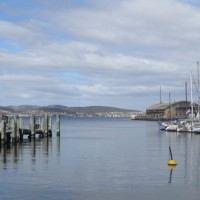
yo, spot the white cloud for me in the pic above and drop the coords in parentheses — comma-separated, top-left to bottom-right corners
(55, 0, 200, 47)
(0, 0, 200, 110)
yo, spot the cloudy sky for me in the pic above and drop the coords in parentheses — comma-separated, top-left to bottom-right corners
(0, 0, 200, 111)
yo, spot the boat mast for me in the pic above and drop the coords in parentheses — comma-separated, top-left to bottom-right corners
(197, 61, 200, 118)
(160, 86, 162, 104)
(169, 92, 172, 120)
(185, 81, 188, 117)
(190, 72, 194, 119)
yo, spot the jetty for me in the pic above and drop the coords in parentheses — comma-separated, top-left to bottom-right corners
(0, 114, 60, 145)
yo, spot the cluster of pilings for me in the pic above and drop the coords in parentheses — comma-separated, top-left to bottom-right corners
(0, 114, 60, 144)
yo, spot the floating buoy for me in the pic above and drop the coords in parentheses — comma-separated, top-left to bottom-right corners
(168, 146, 177, 166)
(168, 160, 177, 166)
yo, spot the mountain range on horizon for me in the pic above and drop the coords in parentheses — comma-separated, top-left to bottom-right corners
(0, 105, 141, 114)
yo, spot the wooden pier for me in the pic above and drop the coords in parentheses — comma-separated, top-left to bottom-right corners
(0, 114, 60, 145)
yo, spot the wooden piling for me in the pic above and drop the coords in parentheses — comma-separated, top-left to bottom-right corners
(2, 120, 7, 144)
(19, 117, 23, 141)
(16, 116, 20, 139)
(56, 115, 60, 136)
(19, 117, 23, 132)
(0, 114, 58, 145)
(13, 116, 18, 142)
(7, 132, 11, 144)
(19, 128, 23, 142)
(44, 114, 49, 136)
(49, 117, 52, 137)
(30, 115, 36, 139)
(13, 119, 17, 142)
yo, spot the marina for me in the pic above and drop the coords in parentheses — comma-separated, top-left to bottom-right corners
(159, 119, 200, 133)
(144, 63, 200, 134)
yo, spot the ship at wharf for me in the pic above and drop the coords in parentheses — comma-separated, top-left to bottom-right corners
(0, 114, 61, 145)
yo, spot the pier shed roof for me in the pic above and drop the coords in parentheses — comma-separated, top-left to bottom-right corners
(146, 103, 169, 111)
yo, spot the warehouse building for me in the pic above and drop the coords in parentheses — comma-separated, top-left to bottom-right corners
(146, 101, 193, 120)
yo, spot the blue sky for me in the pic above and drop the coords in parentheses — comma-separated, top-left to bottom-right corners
(0, 0, 200, 111)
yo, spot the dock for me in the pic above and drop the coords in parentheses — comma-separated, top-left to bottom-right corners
(0, 114, 60, 145)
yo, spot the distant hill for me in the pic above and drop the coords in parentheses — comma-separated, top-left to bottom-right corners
(0, 105, 140, 114)
(67, 106, 138, 113)
(5, 105, 39, 112)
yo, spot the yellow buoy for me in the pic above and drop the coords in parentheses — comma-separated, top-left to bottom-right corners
(168, 160, 177, 166)
(168, 146, 177, 166)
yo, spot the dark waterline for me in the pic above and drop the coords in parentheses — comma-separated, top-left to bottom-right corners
(0, 117, 200, 200)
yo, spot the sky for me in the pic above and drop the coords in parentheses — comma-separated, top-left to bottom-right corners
(0, 0, 200, 111)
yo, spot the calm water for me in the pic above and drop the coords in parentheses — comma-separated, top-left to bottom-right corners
(1, 117, 200, 199)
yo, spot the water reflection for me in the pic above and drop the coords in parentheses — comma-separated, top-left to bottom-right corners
(57, 136, 60, 157)
(168, 169, 173, 183)
(2, 119, 200, 200)
(0, 136, 59, 169)
(164, 131, 200, 185)
(168, 165, 177, 183)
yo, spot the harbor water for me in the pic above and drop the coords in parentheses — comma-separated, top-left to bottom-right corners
(1, 117, 200, 200)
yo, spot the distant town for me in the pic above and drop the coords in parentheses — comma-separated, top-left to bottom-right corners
(0, 105, 142, 118)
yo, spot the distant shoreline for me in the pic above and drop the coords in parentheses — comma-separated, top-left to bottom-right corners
(0, 105, 141, 117)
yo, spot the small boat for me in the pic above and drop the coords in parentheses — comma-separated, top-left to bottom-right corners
(159, 122, 169, 130)
(166, 124, 178, 131)
(177, 123, 192, 132)
(192, 124, 200, 133)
